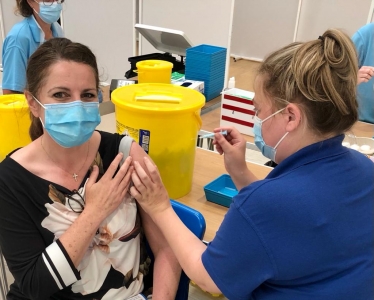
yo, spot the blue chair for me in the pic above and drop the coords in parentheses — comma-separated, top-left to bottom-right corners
(144, 200, 206, 300)
(171, 200, 206, 300)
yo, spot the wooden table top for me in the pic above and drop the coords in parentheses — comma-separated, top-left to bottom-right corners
(177, 148, 272, 241)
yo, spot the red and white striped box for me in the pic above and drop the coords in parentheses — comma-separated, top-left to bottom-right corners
(220, 88, 255, 136)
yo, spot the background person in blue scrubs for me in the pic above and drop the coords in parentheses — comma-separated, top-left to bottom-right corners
(130, 28, 374, 300)
(2, 0, 64, 94)
(352, 22, 374, 124)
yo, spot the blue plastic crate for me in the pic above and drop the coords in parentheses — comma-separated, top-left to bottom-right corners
(185, 59, 226, 73)
(204, 174, 238, 207)
(185, 73, 225, 87)
(185, 66, 226, 79)
(186, 44, 227, 57)
(185, 44, 226, 84)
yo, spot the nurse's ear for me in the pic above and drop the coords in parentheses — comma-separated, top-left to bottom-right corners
(25, 91, 41, 118)
(283, 103, 302, 132)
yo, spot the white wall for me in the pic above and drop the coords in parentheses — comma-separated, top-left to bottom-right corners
(231, 0, 374, 61)
(296, 0, 372, 41)
(1, 1, 373, 74)
(139, 0, 234, 55)
(231, 0, 300, 61)
(62, 0, 134, 83)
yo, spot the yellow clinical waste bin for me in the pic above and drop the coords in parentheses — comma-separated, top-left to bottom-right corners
(0, 94, 32, 161)
(111, 83, 205, 199)
(136, 60, 173, 84)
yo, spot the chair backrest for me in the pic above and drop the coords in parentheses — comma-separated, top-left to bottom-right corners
(170, 200, 206, 300)
(171, 200, 206, 239)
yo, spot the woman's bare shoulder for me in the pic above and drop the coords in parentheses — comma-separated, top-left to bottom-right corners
(129, 141, 148, 164)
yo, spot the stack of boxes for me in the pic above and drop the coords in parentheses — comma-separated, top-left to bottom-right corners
(220, 88, 256, 136)
(185, 44, 226, 101)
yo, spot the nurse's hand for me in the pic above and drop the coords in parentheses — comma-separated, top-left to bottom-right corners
(213, 127, 247, 176)
(130, 157, 171, 216)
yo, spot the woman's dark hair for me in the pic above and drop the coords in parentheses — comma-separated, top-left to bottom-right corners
(16, 0, 65, 17)
(27, 37, 99, 140)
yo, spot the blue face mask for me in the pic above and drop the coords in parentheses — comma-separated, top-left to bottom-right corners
(33, 97, 101, 148)
(33, 1, 62, 24)
(253, 108, 289, 162)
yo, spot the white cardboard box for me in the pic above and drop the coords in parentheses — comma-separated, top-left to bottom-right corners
(220, 88, 255, 136)
(172, 78, 205, 94)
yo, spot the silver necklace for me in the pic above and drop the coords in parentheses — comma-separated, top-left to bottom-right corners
(41, 136, 90, 181)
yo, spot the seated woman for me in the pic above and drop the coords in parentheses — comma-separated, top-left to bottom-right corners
(0, 37, 180, 300)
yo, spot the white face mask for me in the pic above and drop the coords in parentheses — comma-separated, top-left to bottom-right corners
(253, 108, 289, 162)
(33, 0, 62, 24)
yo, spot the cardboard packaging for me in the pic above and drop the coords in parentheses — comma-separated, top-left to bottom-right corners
(220, 88, 255, 136)
(172, 78, 205, 94)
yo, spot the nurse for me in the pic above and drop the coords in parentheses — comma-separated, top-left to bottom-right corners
(2, 0, 64, 94)
(352, 22, 374, 124)
(130, 28, 374, 300)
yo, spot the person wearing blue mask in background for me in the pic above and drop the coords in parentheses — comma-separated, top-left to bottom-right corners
(2, 0, 64, 94)
(352, 22, 374, 124)
(130, 29, 373, 300)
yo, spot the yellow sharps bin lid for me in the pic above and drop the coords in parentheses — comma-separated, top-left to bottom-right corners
(111, 83, 205, 114)
(0, 94, 29, 109)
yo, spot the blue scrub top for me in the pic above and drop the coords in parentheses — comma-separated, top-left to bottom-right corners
(202, 135, 374, 300)
(352, 23, 374, 124)
(2, 16, 64, 93)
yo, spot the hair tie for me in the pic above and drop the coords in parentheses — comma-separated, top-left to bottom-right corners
(318, 35, 325, 42)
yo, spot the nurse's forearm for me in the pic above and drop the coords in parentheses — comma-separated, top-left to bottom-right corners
(230, 166, 258, 191)
(152, 207, 221, 294)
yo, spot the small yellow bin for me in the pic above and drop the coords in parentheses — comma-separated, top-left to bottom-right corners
(136, 60, 173, 84)
(111, 83, 205, 199)
(0, 94, 32, 161)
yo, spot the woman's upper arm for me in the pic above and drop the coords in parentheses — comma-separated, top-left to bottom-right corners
(129, 142, 168, 252)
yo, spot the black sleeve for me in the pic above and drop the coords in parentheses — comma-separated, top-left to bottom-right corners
(97, 130, 125, 170)
(0, 177, 80, 300)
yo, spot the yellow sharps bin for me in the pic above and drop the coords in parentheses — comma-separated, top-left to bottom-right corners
(111, 83, 205, 199)
(0, 94, 31, 161)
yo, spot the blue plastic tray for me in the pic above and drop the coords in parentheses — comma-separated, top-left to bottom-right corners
(204, 174, 238, 207)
